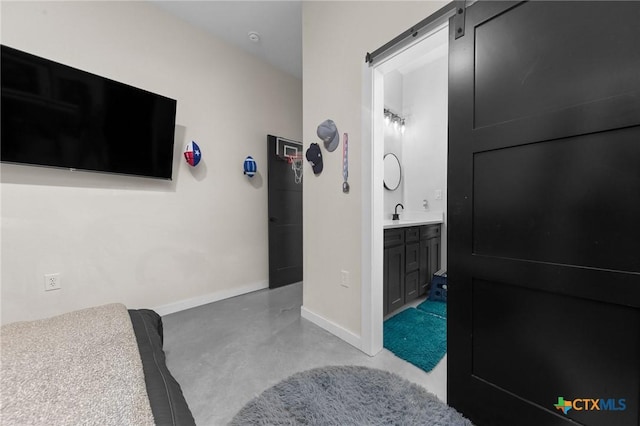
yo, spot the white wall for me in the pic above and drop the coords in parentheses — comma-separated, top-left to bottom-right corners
(302, 1, 447, 346)
(402, 46, 448, 214)
(0, 1, 302, 324)
(383, 70, 404, 218)
(403, 49, 448, 268)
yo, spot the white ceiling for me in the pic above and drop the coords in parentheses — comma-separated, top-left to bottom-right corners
(150, 1, 302, 80)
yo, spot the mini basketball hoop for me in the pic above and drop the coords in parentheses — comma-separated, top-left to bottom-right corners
(287, 153, 303, 184)
(274, 137, 303, 184)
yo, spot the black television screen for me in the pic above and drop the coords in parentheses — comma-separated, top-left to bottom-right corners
(1, 45, 177, 179)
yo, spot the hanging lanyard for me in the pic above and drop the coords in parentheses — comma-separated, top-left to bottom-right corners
(342, 133, 349, 193)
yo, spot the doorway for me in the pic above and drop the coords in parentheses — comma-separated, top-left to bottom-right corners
(361, 16, 451, 356)
(267, 135, 303, 289)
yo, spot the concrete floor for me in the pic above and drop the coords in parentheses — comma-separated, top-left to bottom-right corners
(162, 282, 447, 426)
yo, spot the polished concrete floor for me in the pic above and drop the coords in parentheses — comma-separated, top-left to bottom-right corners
(162, 283, 447, 426)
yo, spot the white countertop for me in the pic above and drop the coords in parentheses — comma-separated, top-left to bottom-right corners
(383, 211, 444, 229)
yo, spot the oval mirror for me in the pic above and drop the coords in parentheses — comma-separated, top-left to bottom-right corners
(383, 153, 401, 191)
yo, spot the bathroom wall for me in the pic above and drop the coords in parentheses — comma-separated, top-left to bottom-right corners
(381, 31, 448, 268)
(402, 46, 448, 268)
(383, 70, 404, 218)
(402, 56, 448, 215)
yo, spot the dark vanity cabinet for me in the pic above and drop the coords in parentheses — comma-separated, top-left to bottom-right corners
(383, 224, 441, 316)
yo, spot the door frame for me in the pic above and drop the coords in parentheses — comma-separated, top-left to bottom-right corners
(360, 18, 451, 356)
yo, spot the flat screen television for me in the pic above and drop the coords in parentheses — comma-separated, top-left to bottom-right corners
(1, 45, 177, 180)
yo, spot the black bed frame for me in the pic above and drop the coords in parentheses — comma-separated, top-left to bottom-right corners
(128, 310, 196, 426)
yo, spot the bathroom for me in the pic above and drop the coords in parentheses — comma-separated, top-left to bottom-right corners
(379, 25, 449, 373)
(382, 24, 448, 272)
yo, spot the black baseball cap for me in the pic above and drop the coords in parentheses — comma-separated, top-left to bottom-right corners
(305, 143, 323, 174)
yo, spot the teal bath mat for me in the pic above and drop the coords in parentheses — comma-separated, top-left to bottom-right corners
(417, 300, 447, 318)
(383, 308, 447, 373)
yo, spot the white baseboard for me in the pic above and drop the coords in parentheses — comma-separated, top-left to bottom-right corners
(300, 306, 362, 351)
(153, 280, 269, 317)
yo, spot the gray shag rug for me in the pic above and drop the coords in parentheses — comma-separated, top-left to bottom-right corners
(229, 366, 473, 425)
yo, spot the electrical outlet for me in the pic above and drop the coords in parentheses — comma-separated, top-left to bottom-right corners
(44, 273, 61, 291)
(341, 270, 350, 288)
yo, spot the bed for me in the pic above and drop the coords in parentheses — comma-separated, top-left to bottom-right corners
(0, 303, 195, 426)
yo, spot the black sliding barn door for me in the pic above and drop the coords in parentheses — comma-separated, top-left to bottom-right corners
(448, 2, 640, 426)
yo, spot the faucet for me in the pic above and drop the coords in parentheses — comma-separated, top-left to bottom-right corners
(392, 203, 404, 221)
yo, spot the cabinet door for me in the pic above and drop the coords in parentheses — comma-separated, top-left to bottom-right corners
(405, 270, 420, 303)
(420, 232, 442, 296)
(386, 245, 405, 314)
(419, 237, 431, 296)
(429, 236, 441, 276)
(406, 242, 420, 272)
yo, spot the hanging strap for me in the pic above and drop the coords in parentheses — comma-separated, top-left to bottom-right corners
(343, 133, 349, 182)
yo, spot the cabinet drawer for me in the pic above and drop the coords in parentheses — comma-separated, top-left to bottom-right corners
(405, 227, 420, 243)
(384, 228, 405, 248)
(420, 224, 441, 240)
